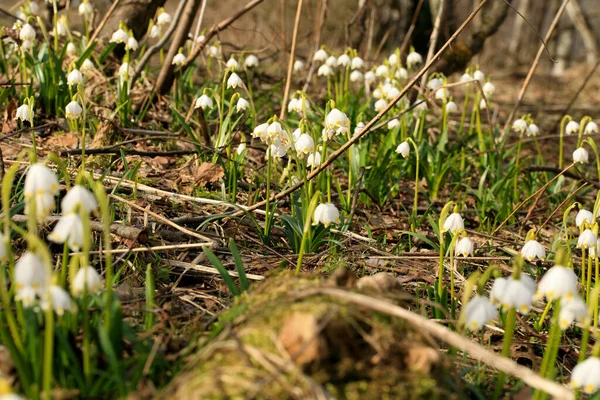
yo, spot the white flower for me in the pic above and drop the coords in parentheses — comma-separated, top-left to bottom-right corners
(208, 45, 221, 57)
(119, 63, 133, 80)
(0, 232, 7, 262)
(512, 119, 528, 134)
(313, 48, 328, 62)
(445, 101, 458, 114)
(536, 265, 578, 302)
(61, 185, 97, 214)
(78, 2, 93, 16)
(479, 99, 488, 109)
(414, 100, 428, 112)
(573, 147, 589, 164)
(244, 54, 259, 68)
(67, 69, 83, 86)
(267, 122, 284, 142)
(317, 64, 333, 77)
(374, 99, 387, 112)
(287, 98, 299, 113)
(585, 121, 599, 134)
(227, 72, 243, 89)
(307, 151, 321, 168)
(195, 94, 213, 110)
(325, 108, 350, 136)
(441, 212, 464, 234)
(559, 296, 587, 330)
(373, 88, 383, 99)
(236, 143, 246, 155)
(157, 11, 172, 26)
(462, 295, 498, 331)
(364, 71, 376, 83)
(325, 56, 338, 68)
(527, 123, 539, 136)
(19, 23, 36, 41)
(110, 28, 129, 44)
(520, 239, 545, 261)
(473, 70, 485, 83)
(354, 122, 365, 136)
(15, 286, 37, 308)
(48, 214, 84, 251)
(293, 60, 305, 71)
(313, 203, 340, 227)
(252, 123, 268, 141)
(349, 70, 363, 82)
(73, 266, 103, 295)
(172, 53, 186, 66)
(292, 128, 301, 143)
(25, 193, 56, 221)
(226, 57, 239, 70)
(490, 277, 507, 305)
(236, 98, 249, 112)
(81, 59, 95, 72)
(566, 120, 580, 135)
(434, 88, 449, 101)
(455, 237, 474, 257)
(295, 134, 314, 157)
(126, 36, 138, 51)
(66, 42, 77, 56)
(395, 141, 409, 157)
(15, 252, 47, 291)
(460, 73, 473, 83)
(56, 19, 67, 37)
(338, 54, 351, 67)
(427, 78, 443, 90)
(41, 285, 73, 316)
(351, 57, 364, 70)
(571, 357, 600, 393)
(500, 275, 535, 314)
(578, 229, 597, 250)
(576, 209, 594, 228)
(16, 104, 33, 123)
(375, 64, 389, 78)
(395, 68, 408, 80)
(482, 82, 495, 97)
(388, 53, 399, 66)
(150, 25, 160, 38)
(65, 101, 82, 118)
(24, 164, 59, 198)
(406, 51, 423, 68)
(387, 118, 400, 130)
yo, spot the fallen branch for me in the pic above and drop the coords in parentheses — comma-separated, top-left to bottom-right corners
(300, 287, 574, 400)
(166, 259, 265, 281)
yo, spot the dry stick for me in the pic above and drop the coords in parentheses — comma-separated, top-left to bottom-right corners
(80, 242, 215, 256)
(88, 0, 122, 45)
(109, 194, 214, 245)
(501, 0, 571, 139)
(192, 0, 208, 41)
(279, 0, 304, 120)
(280, 0, 287, 71)
(419, 0, 445, 95)
(232, 0, 491, 218)
(536, 182, 587, 235)
(398, 0, 426, 57)
(131, 0, 188, 85)
(302, 0, 328, 93)
(492, 163, 575, 235)
(166, 259, 265, 281)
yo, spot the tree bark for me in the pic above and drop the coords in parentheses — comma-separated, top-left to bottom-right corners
(552, 24, 574, 77)
(507, 0, 530, 67)
(565, 0, 598, 65)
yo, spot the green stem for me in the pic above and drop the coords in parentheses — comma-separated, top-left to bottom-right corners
(493, 307, 517, 399)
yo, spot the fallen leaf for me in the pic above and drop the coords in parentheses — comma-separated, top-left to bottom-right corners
(279, 312, 326, 366)
(2, 98, 17, 133)
(194, 162, 224, 186)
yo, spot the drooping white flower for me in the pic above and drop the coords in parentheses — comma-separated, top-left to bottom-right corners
(157, 11, 172, 26)
(244, 54, 259, 68)
(571, 357, 600, 394)
(396, 141, 409, 157)
(41, 285, 74, 316)
(24, 164, 59, 199)
(78, 2, 93, 16)
(81, 59, 95, 72)
(126, 36, 138, 51)
(227, 72, 243, 89)
(373, 88, 383, 99)
(208, 45, 221, 57)
(576, 209, 594, 228)
(337, 54, 351, 67)
(56, 18, 67, 37)
(364, 71, 376, 83)
(110, 28, 129, 44)
(387, 119, 400, 130)
(479, 98, 487, 109)
(559, 296, 587, 330)
(25, 193, 56, 221)
(512, 119, 528, 134)
(490, 277, 507, 305)
(61, 185, 97, 214)
(535, 265, 578, 302)
(374, 99, 387, 112)
(73, 266, 103, 295)
(67, 69, 83, 86)
(351, 56, 364, 70)
(295, 134, 314, 157)
(414, 100, 428, 112)
(195, 94, 213, 110)
(252, 123, 268, 141)
(462, 295, 498, 331)
(395, 68, 408, 80)
(16, 104, 33, 123)
(325, 108, 350, 137)
(566, 120, 580, 135)
(65, 101, 82, 118)
(445, 101, 458, 114)
(267, 122, 284, 142)
(455, 237, 474, 257)
(287, 98, 299, 113)
(349, 70, 363, 82)
(149, 24, 160, 39)
(388, 53, 399, 66)
(520, 239, 545, 261)
(406, 51, 423, 68)
(15, 285, 37, 308)
(578, 229, 597, 250)
(499, 275, 536, 314)
(313, 48, 328, 62)
(482, 81, 495, 97)
(325, 56, 338, 68)
(307, 151, 321, 168)
(460, 73, 473, 83)
(172, 53, 186, 66)
(584, 121, 599, 134)
(354, 122, 365, 136)
(441, 213, 464, 234)
(236, 143, 246, 155)
(527, 123, 539, 136)
(427, 77, 443, 90)
(573, 147, 589, 164)
(317, 64, 333, 77)
(473, 70, 485, 83)
(434, 88, 449, 101)
(66, 42, 77, 56)
(226, 57, 239, 70)
(293, 59, 305, 71)
(375, 64, 389, 78)
(236, 98, 249, 113)
(48, 214, 84, 252)
(19, 23, 36, 41)
(14, 252, 47, 292)
(313, 203, 340, 227)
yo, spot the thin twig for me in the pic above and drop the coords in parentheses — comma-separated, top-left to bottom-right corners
(398, 0, 425, 57)
(88, 0, 122, 45)
(166, 259, 265, 281)
(419, 0, 445, 95)
(279, 0, 303, 120)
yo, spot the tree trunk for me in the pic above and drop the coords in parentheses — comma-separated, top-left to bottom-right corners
(110, 0, 167, 41)
(507, 0, 530, 67)
(565, 0, 598, 65)
(551, 24, 574, 77)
